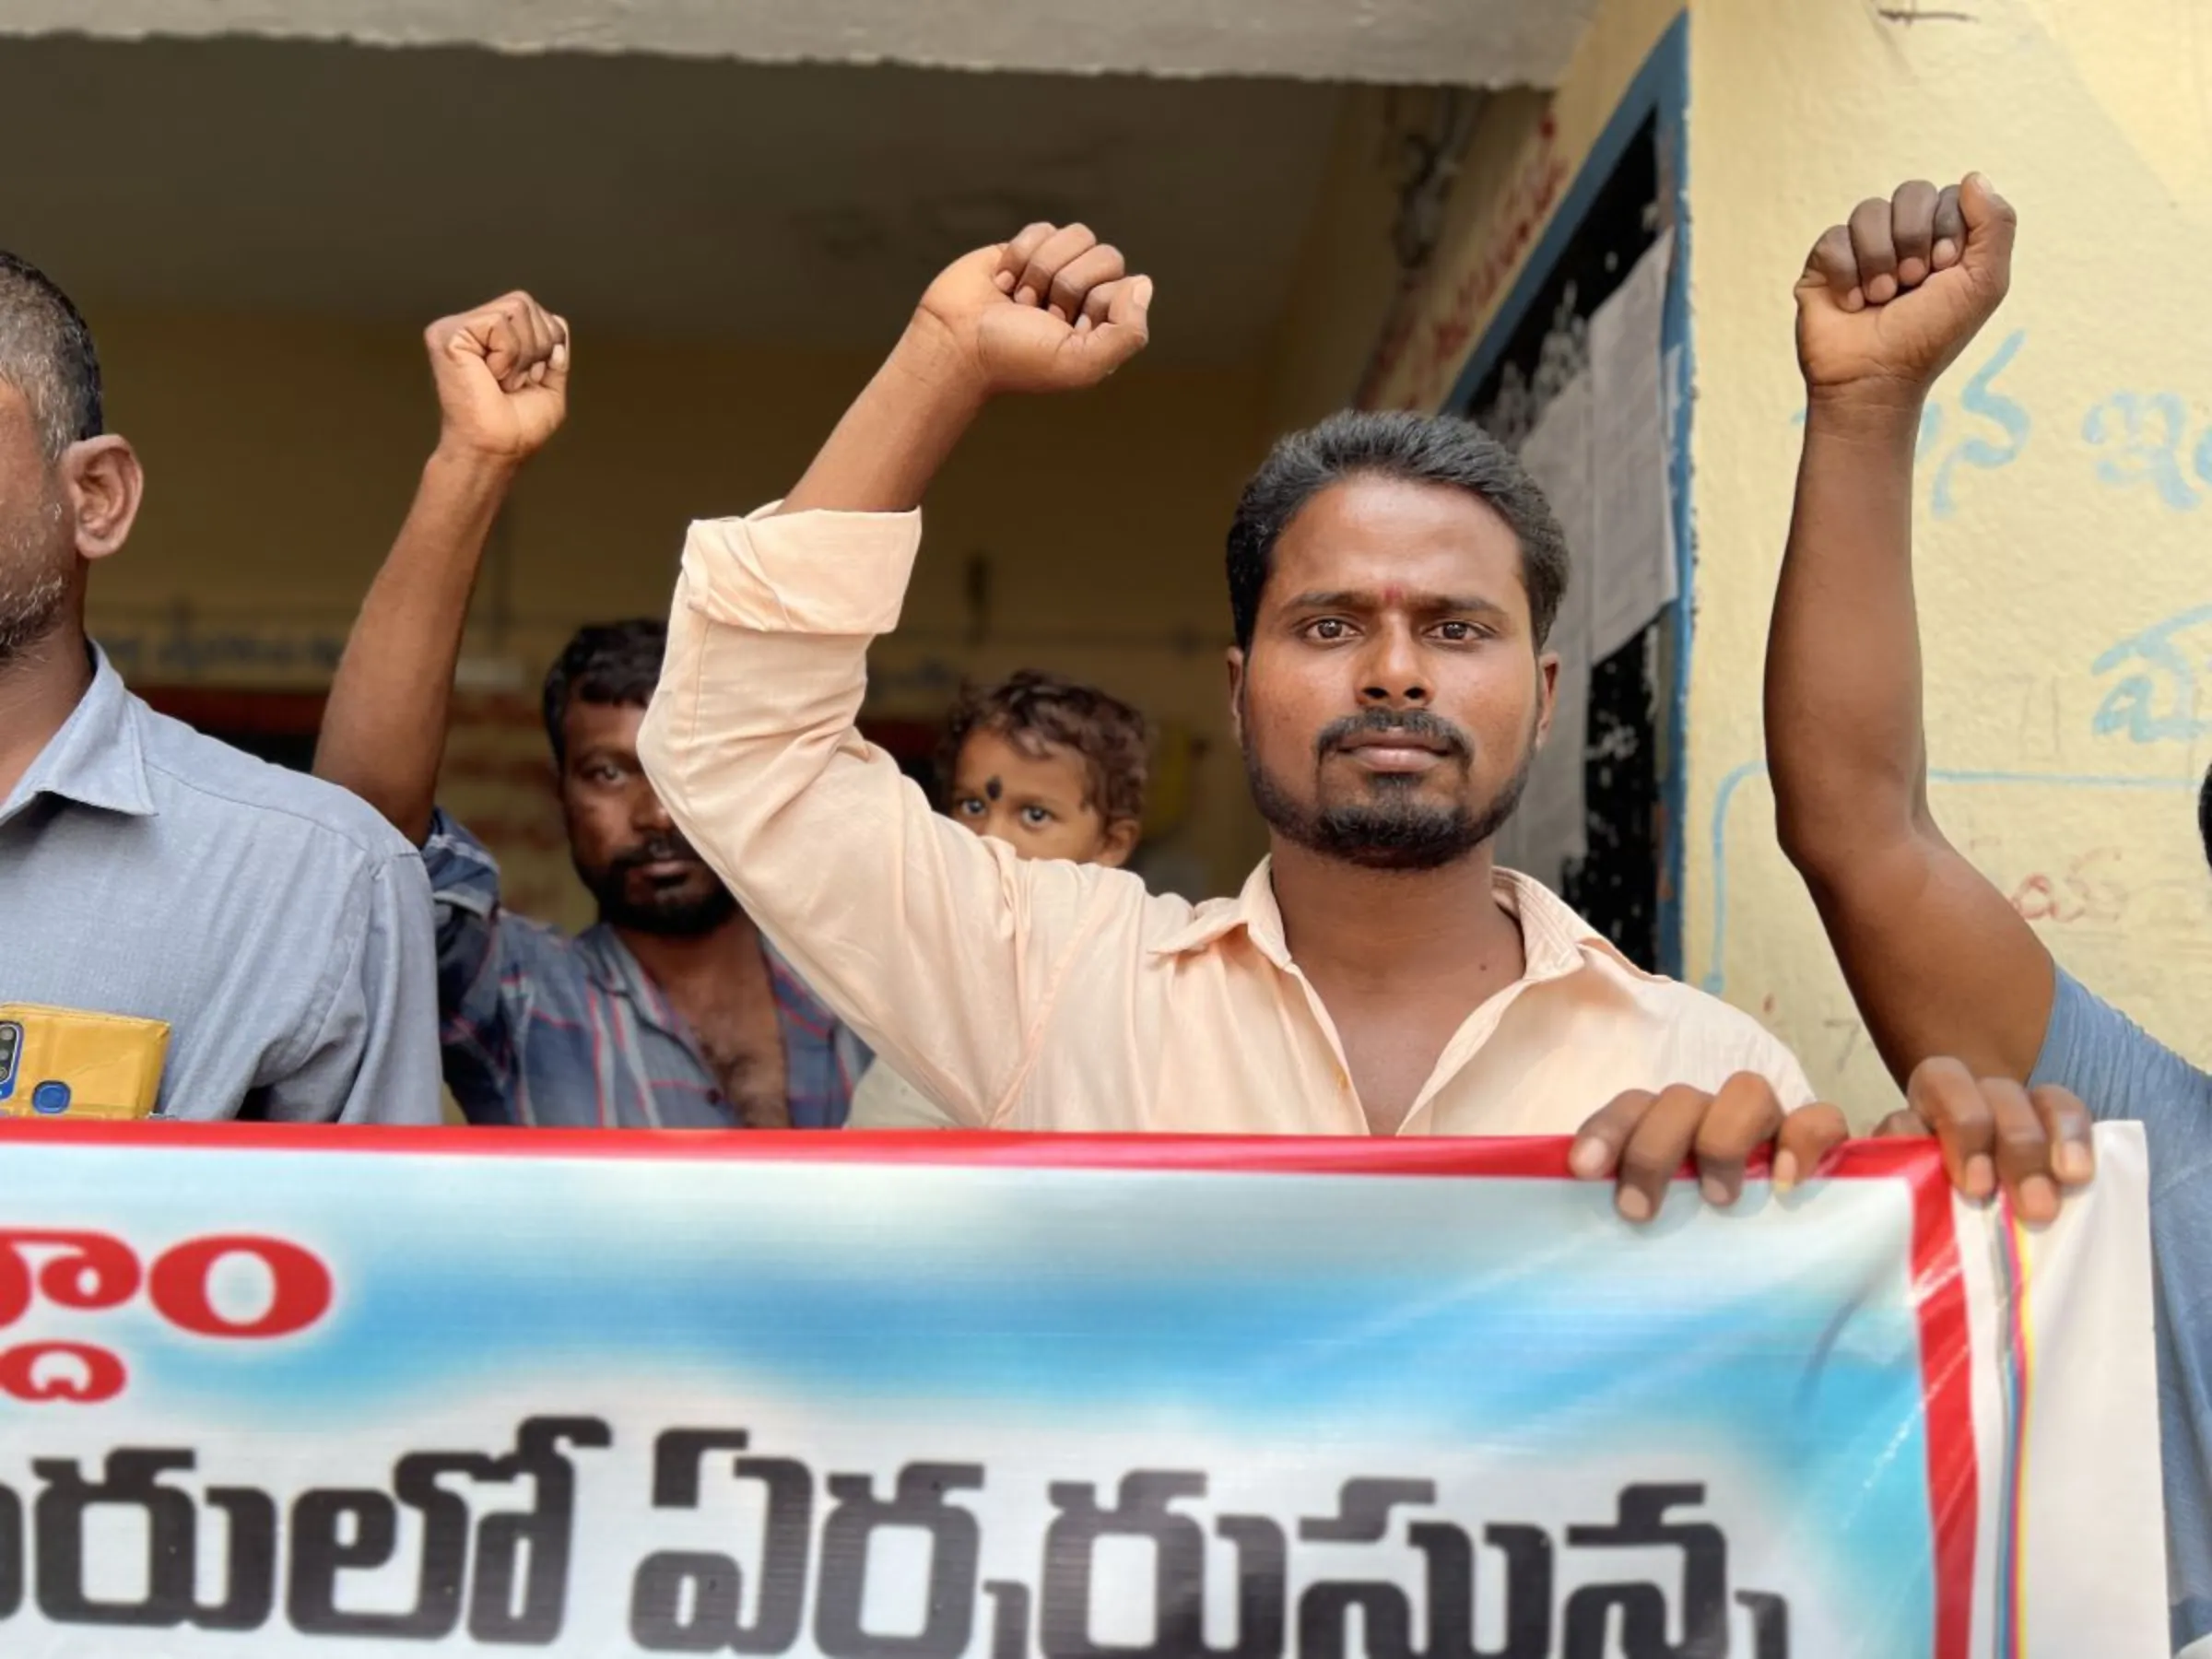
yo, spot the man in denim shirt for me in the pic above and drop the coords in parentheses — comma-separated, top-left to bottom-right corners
(1767, 173, 2211, 1653)
(313, 292, 867, 1129)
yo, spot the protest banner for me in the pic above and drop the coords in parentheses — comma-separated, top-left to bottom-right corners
(0, 1120, 2166, 1657)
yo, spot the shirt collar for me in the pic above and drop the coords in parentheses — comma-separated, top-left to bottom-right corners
(1492, 865, 1657, 984)
(1, 645, 156, 822)
(576, 922, 843, 1041)
(575, 924, 654, 1001)
(1148, 860, 1295, 966)
(1148, 857, 1650, 987)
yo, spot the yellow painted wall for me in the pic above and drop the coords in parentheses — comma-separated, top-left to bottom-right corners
(1332, 0, 2212, 1119)
(1686, 0, 2212, 1120)
(86, 310, 1276, 926)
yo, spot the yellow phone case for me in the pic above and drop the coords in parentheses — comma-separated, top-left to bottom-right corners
(0, 1004, 169, 1120)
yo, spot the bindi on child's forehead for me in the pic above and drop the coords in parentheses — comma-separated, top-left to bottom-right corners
(984, 776, 1003, 802)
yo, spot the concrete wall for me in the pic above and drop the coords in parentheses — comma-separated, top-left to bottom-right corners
(0, 0, 1599, 87)
(1684, 0, 2212, 1118)
(88, 309, 1276, 928)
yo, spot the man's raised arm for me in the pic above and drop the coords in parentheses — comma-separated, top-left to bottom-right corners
(638, 226, 1152, 1124)
(780, 224, 1151, 516)
(313, 294, 570, 843)
(1766, 176, 2053, 1084)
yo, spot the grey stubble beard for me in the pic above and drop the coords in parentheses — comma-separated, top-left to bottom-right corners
(0, 493, 70, 664)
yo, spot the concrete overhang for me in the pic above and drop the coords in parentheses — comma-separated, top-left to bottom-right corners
(0, 0, 1600, 87)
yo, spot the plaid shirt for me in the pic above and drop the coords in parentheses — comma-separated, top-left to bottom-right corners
(423, 810, 868, 1128)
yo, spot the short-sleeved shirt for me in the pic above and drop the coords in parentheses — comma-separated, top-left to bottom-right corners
(2031, 970, 2212, 1654)
(0, 648, 441, 1122)
(423, 810, 869, 1128)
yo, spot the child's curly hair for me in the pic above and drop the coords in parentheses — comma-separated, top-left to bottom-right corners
(936, 670, 1149, 826)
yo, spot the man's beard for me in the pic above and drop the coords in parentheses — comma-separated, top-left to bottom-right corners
(1244, 707, 1536, 874)
(579, 837, 740, 937)
(0, 494, 70, 663)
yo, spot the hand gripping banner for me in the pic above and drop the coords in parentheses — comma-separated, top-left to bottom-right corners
(0, 1121, 2166, 1657)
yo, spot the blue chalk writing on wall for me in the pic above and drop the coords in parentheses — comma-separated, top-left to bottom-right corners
(1786, 331, 2027, 516)
(1915, 402, 1944, 461)
(2083, 391, 2201, 510)
(1930, 329, 2029, 518)
(2091, 601, 2212, 744)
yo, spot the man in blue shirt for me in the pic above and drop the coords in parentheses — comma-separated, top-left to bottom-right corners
(0, 250, 440, 1122)
(313, 293, 867, 1129)
(1767, 172, 2210, 1653)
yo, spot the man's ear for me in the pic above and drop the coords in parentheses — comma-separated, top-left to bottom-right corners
(1095, 817, 1141, 869)
(61, 436, 144, 563)
(1532, 650, 1560, 749)
(1225, 646, 1247, 748)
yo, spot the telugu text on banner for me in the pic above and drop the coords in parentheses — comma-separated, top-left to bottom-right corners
(0, 1123, 2166, 1656)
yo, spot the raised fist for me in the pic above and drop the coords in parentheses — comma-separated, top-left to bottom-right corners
(1795, 175, 2014, 405)
(425, 291, 571, 465)
(911, 222, 1153, 397)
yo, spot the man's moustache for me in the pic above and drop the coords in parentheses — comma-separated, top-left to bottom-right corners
(1314, 708, 1473, 759)
(607, 839, 706, 875)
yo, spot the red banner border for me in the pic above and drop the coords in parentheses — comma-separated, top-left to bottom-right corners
(0, 1124, 1980, 1653)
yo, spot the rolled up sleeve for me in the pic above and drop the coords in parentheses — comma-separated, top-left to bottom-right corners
(639, 507, 1124, 1127)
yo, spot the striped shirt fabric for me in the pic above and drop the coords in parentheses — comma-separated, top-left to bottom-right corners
(424, 810, 869, 1128)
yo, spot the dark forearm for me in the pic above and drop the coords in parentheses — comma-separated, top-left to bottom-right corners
(1766, 394, 1928, 871)
(1766, 392, 2053, 1082)
(1770, 174, 2053, 1083)
(314, 449, 518, 844)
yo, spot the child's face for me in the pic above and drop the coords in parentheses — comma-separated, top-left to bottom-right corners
(947, 727, 1138, 867)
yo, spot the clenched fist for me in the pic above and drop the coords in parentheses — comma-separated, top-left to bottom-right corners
(425, 292, 571, 465)
(910, 222, 1153, 398)
(1795, 174, 2015, 406)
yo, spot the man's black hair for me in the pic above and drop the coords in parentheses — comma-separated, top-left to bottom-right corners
(2199, 761, 2212, 877)
(0, 251, 101, 460)
(542, 619, 666, 766)
(1224, 410, 1570, 653)
(937, 668, 1151, 825)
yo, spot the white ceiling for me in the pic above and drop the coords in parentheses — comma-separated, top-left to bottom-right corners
(0, 34, 1357, 361)
(1, 0, 1600, 87)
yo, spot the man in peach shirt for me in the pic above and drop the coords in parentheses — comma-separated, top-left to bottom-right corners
(641, 223, 1839, 1219)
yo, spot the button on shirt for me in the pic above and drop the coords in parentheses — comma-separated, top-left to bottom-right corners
(637, 507, 1815, 1134)
(0, 650, 441, 1122)
(425, 811, 869, 1128)
(2031, 970, 2212, 1656)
